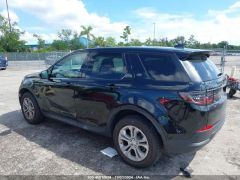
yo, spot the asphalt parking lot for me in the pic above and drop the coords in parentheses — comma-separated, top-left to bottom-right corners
(0, 68, 240, 178)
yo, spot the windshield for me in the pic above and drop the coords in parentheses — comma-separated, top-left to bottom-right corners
(182, 56, 220, 82)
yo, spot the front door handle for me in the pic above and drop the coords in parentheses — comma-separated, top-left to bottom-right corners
(50, 78, 61, 83)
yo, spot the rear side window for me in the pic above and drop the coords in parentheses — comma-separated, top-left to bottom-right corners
(82, 52, 126, 80)
(182, 55, 220, 82)
(139, 53, 188, 82)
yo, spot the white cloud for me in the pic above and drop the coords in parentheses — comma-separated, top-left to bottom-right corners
(0, 9, 55, 44)
(229, 1, 240, 12)
(1, 10, 19, 22)
(21, 31, 58, 44)
(132, 2, 240, 45)
(0, 0, 127, 42)
(0, 0, 240, 45)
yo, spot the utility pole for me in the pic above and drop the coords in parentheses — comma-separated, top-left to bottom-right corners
(153, 22, 156, 40)
(5, 0, 12, 32)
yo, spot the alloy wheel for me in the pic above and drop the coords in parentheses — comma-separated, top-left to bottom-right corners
(22, 97, 35, 120)
(118, 125, 149, 162)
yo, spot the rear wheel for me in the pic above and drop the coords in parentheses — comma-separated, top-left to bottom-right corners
(113, 115, 162, 168)
(20, 92, 44, 124)
(223, 86, 227, 92)
(229, 89, 236, 98)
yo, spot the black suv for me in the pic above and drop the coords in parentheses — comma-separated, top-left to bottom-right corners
(19, 47, 227, 167)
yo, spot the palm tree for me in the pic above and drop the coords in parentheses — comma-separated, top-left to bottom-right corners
(80, 25, 94, 47)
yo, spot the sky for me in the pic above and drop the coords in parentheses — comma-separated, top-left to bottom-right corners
(0, 0, 240, 45)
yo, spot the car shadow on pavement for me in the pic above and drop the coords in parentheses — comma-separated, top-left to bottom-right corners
(227, 96, 240, 100)
(0, 110, 196, 176)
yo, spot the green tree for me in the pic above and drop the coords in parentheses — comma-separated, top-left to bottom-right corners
(52, 30, 84, 50)
(69, 31, 84, 50)
(51, 40, 68, 50)
(58, 29, 72, 42)
(130, 39, 142, 46)
(144, 38, 153, 46)
(33, 34, 45, 49)
(80, 26, 94, 40)
(93, 36, 106, 47)
(0, 15, 26, 52)
(173, 36, 186, 46)
(200, 42, 212, 49)
(217, 41, 229, 48)
(117, 42, 125, 46)
(186, 35, 200, 48)
(105, 37, 116, 47)
(120, 26, 131, 43)
(80, 25, 95, 48)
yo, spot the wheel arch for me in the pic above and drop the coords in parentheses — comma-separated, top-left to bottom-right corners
(19, 88, 35, 102)
(107, 105, 167, 146)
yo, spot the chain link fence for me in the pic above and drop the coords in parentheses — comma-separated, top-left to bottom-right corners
(210, 49, 240, 77)
(0, 51, 69, 70)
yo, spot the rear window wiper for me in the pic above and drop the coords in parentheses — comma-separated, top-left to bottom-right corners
(217, 73, 223, 77)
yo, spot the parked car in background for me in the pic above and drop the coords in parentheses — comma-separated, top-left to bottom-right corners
(0, 55, 8, 70)
(18, 47, 227, 168)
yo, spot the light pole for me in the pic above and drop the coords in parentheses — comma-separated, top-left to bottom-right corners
(5, 0, 11, 32)
(153, 22, 156, 40)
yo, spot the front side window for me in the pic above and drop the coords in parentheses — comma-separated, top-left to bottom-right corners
(51, 52, 87, 78)
(81, 52, 126, 79)
(139, 53, 188, 82)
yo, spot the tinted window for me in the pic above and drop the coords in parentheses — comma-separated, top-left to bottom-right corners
(182, 55, 220, 82)
(81, 52, 126, 79)
(140, 53, 188, 82)
(126, 54, 146, 78)
(51, 52, 87, 78)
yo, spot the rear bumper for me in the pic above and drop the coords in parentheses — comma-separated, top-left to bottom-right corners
(164, 118, 225, 154)
(0, 64, 7, 68)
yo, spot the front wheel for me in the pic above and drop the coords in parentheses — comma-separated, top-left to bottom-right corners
(113, 115, 162, 168)
(20, 92, 44, 124)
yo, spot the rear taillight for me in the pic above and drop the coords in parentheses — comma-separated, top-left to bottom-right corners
(196, 125, 213, 132)
(228, 77, 236, 81)
(159, 98, 171, 105)
(179, 92, 214, 105)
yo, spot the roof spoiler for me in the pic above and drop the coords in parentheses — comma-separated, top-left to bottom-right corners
(177, 50, 212, 61)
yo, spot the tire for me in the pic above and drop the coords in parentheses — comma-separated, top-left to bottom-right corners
(20, 92, 44, 124)
(223, 86, 227, 92)
(229, 89, 236, 98)
(113, 115, 162, 168)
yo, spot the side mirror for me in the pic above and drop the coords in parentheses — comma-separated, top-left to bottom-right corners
(40, 70, 49, 79)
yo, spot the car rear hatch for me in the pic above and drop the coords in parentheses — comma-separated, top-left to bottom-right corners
(204, 75, 227, 126)
(181, 52, 227, 128)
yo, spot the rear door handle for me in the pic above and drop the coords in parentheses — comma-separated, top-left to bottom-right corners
(107, 84, 118, 90)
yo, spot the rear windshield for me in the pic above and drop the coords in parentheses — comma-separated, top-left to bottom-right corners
(139, 53, 189, 82)
(182, 55, 220, 82)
